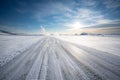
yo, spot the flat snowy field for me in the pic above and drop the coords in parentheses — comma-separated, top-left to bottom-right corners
(0, 35, 120, 80)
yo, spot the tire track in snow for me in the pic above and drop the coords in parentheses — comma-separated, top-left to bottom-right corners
(26, 38, 49, 80)
(0, 37, 48, 80)
(60, 39, 120, 80)
(46, 38, 63, 80)
(0, 36, 120, 80)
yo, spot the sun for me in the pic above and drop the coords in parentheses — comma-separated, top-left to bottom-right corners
(67, 21, 85, 30)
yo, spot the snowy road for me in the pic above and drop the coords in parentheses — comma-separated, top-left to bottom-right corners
(0, 36, 120, 80)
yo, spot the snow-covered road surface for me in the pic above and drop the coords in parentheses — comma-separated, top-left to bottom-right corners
(0, 35, 120, 80)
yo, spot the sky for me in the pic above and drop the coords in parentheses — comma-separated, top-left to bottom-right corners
(0, 0, 120, 34)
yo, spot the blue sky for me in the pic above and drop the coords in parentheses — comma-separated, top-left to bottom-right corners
(0, 0, 120, 34)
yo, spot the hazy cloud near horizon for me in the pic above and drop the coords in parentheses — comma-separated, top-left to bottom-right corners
(0, 0, 120, 34)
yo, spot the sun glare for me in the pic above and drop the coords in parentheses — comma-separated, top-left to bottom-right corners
(68, 21, 85, 30)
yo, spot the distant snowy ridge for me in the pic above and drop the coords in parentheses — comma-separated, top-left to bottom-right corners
(0, 30, 46, 36)
(0, 30, 16, 35)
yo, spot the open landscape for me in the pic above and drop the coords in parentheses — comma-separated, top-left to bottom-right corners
(0, 34, 120, 80)
(0, 0, 120, 80)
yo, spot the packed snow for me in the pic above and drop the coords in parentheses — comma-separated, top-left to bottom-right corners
(0, 34, 120, 80)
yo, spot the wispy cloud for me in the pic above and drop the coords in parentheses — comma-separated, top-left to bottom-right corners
(33, 2, 72, 21)
(64, 7, 120, 30)
(89, 20, 120, 28)
(104, 0, 120, 8)
(12, 0, 120, 33)
(81, 0, 96, 7)
(16, 1, 29, 14)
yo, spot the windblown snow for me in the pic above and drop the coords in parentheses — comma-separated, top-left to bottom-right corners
(0, 35, 120, 80)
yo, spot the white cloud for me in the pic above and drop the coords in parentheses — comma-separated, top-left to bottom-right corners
(16, 1, 119, 32)
(63, 7, 120, 31)
(40, 26, 46, 34)
(33, 2, 72, 20)
(97, 19, 113, 24)
(76, 8, 104, 20)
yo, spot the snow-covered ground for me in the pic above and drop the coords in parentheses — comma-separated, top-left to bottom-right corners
(0, 35, 120, 80)
(57, 35, 120, 56)
(0, 35, 43, 66)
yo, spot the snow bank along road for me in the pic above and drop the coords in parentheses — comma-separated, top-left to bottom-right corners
(0, 36, 120, 80)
